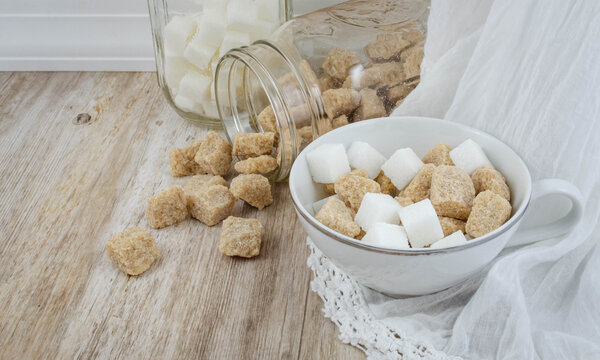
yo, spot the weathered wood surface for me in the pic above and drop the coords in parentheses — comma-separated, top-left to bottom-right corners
(0, 72, 363, 359)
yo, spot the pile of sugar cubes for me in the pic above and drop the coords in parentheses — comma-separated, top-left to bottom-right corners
(163, 0, 280, 117)
(106, 130, 280, 276)
(307, 139, 512, 249)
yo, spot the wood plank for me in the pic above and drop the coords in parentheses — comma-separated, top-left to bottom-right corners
(0, 72, 364, 359)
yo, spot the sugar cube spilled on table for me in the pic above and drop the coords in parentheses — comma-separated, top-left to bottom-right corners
(381, 148, 424, 190)
(362, 223, 410, 250)
(449, 139, 493, 174)
(346, 141, 387, 179)
(354, 193, 402, 231)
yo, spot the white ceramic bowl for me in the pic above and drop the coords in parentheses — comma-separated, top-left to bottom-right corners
(289, 116, 583, 296)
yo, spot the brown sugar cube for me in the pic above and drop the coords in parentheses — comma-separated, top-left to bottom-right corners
(430, 165, 476, 220)
(315, 197, 361, 238)
(400, 46, 424, 80)
(375, 171, 397, 196)
(323, 48, 362, 81)
(230, 174, 273, 210)
(319, 76, 342, 92)
(343, 62, 405, 90)
(471, 166, 511, 201)
(194, 131, 232, 176)
(316, 117, 333, 135)
(402, 29, 425, 44)
(322, 88, 361, 119)
(183, 174, 228, 192)
(386, 81, 418, 104)
(364, 33, 411, 63)
(324, 183, 336, 195)
(395, 194, 414, 207)
(234, 155, 278, 174)
(106, 227, 160, 276)
(354, 88, 387, 121)
(334, 171, 381, 212)
(298, 125, 313, 144)
(232, 132, 275, 157)
(438, 216, 466, 237)
(169, 140, 204, 177)
(422, 143, 454, 166)
(355, 229, 366, 240)
(258, 105, 277, 134)
(403, 164, 436, 202)
(185, 184, 235, 226)
(466, 191, 512, 238)
(331, 114, 349, 128)
(145, 186, 188, 229)
(219, 216, 263, 258)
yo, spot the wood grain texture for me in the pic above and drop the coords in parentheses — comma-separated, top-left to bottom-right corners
(0, 72, 363, 359)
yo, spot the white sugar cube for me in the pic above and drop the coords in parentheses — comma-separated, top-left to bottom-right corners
(164, 55, 193, 90)
(398, 199, 444, 248)
(355, 193, 402, 231)
(347, 141, 387, 179)
(178, 70, 212, 102)
(257, 0, 280, 22)
(449, 139, 492, 174)
(381, 148, 424, 190)
(195, 9, 227, 47)
(312, 195, 339, 214)
(247, 20, 278, 41)
(174, 93, 204, 114)
(219, 30, 251, 58)
(164, 16, 197, 54)
(306, 144, 351, 183)
(184, 36, 218, 69)
(202, 0, 227, 13)
(227, 0, 259, 32)
(430, 231, 468, 249)
(362, 223, 410, 250)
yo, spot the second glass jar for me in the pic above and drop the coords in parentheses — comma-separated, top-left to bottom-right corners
(216, 0, 429, 181)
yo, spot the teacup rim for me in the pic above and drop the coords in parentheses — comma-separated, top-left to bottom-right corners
(288, 116, 532, 255)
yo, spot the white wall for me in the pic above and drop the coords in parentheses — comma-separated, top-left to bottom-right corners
(0, 0, 343, 71)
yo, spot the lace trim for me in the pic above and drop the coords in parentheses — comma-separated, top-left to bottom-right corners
(306, 238, 460, 360)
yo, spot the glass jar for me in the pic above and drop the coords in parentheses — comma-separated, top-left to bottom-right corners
(216, 0, 429, 180)
(147, 0, 291, 127)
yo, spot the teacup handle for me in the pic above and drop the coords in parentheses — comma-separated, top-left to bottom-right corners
(506, 179, 584, 247)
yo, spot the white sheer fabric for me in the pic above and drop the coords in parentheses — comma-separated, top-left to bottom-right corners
(307, 0, 600, 358)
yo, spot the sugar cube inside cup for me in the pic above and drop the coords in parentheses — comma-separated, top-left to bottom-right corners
(312, 195, 339, 214)
(178, 70, 211, 102)
(195, 9, 227, 47)
(184, 36, 218, 69)
(381, 148, 424, 189)
(362, 223, 410, 250)
(347, 141, 387, 179)
(220, 30, 251, 58)
(164, 16, 197, 54)
(449, 139, 492, 174)
(430, 231, 468, 249)
(306, 144, 351, 183)
(227, 0, 260, 32)
(398, 199, 444, 248)
(355, 193, 402, 231)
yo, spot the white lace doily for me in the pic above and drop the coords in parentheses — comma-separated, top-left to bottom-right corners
(306, 238, 460, 360)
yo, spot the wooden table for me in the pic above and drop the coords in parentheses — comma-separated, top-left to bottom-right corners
(0, 72, 364, 359)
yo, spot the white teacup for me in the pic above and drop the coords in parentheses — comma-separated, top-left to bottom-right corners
(289, 117, 583, 296)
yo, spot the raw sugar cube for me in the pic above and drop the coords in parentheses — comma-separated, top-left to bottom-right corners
(298, 126, 313, 145)
(347, 141, 387, 179)
(306, 143, 351, 183)
(398, 199, 444, 248)
(331, 114, 349, 129)
(315, 198, 361, 238)
(258, 105, 277, 133)
(430, 231, 468, 249)
(343, 62, 404, 90)
(184, 36, 218, 69)
(196, 9, 227, 47)
(145, 186, 188, 229)
(466, 191, 512, 238)
(232, 132, 275, 157)
(364, 33, 411, 63)
(322, 88, 361, 119)
(185, 184, 235, 226)
(354, 88, 387, 121)
(355, 193, 402, 231)
(395, 193, 414, 207)
(178, 69, 212, 102)
(403, 163, 436, 202)
(355, 229, 366, 240)
(312, 195, 339, 214)
(430, 165, 476, 220)
(375, 171, 397, 195)
(106, 227, 160, 276)
(220, 30, 251, 58)
(323, 48, 362, 81)
(471, 166, 510, 201)
(183, 174, 228, 192)
(422, 143, 454, 166)
(234, 155, 278, 174)
(449, 139, 492, 174)
(227, 0, 259, 32)
(325, 169, 368, 197)
(230, 174, 273, 210)
(219, 216, 263, 258)
(386, 81, 417, 103)
(380, 148, 424, 190)
(438, 216, 466, 237)
(319, 76, 342, 92)
(164, 16, 197, 54)
(362, 223, 410, 250)
(169, 140, 204, 177)
(334, 170, 381, 212)
(400, 46, 424, 80)
(194, 131, 232, 176)
(324, 183, 336, 195)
